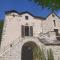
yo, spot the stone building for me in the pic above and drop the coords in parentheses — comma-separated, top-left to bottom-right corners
(0, 10, 60, 60)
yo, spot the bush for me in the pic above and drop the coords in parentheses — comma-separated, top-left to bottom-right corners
(33, 46, 54, 60)
(47, 49, 54, 60)
(33, 46, 46, 60)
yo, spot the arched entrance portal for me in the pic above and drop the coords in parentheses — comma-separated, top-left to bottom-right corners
(21, 41, 37, 60)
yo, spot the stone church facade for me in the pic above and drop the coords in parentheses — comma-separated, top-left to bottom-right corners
(0, 10, 60, 60)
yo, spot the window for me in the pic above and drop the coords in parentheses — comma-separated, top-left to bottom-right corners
(53, 20, 56, 27)
(21, 25, 25, 37)
(25, 26, 29, 36)
(12, 14, 16, 17)
(54, 29, 58, 36)
(25, 16, 28, 20)
(52, 14, 55, 17)
(21, 25, 33, 37)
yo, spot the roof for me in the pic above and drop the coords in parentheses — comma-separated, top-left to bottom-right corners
(5, 10, 46, 20)
(5, 10, 60, 20)
(46, 11, 60, 19)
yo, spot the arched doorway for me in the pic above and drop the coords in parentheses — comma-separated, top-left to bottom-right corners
(21, 42, 37, 60)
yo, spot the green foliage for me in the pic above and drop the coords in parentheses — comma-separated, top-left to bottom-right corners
(33, 46, 54, 60)
(32, 0, 60, 11)
(33, 46, 46, 60)
(47, 49, 54, 60)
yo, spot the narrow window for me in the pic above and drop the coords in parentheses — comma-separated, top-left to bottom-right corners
(25, 26, 29, 36)
(21, 25, 25, 37)
(52, 14, 55, 17)
(53, 20, 56, 27)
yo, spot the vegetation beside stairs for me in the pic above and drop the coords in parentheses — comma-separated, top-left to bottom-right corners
(33, 46, 54, 60)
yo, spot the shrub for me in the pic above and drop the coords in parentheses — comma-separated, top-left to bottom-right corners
(33, 46, 54, 60)
(47, 49, 54, 60)
(33, 46, 46, 60)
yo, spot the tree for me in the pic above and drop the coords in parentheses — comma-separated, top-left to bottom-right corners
(32, 0, 60, 11)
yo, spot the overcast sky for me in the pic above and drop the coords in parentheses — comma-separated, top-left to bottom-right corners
(0, 0, 60, 20)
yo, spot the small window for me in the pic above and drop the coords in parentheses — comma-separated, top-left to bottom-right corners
(12, 14, 16, 17)
(21, 25, 25, 37)
(25, 16, 28, 20)
(53, 20, 56, 27)
(54, 29, 58, 36)
(52, 14, 55, 17)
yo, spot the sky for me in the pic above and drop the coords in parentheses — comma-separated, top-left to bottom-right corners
(0, 0, 60, 20)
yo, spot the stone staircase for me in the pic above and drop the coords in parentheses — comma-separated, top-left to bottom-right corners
(0, 36, 21, 56)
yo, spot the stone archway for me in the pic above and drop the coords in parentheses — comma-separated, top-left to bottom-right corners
(21, 41, 37, 60)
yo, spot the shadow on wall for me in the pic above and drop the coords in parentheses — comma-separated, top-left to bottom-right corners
(0, 20, 4, 45)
